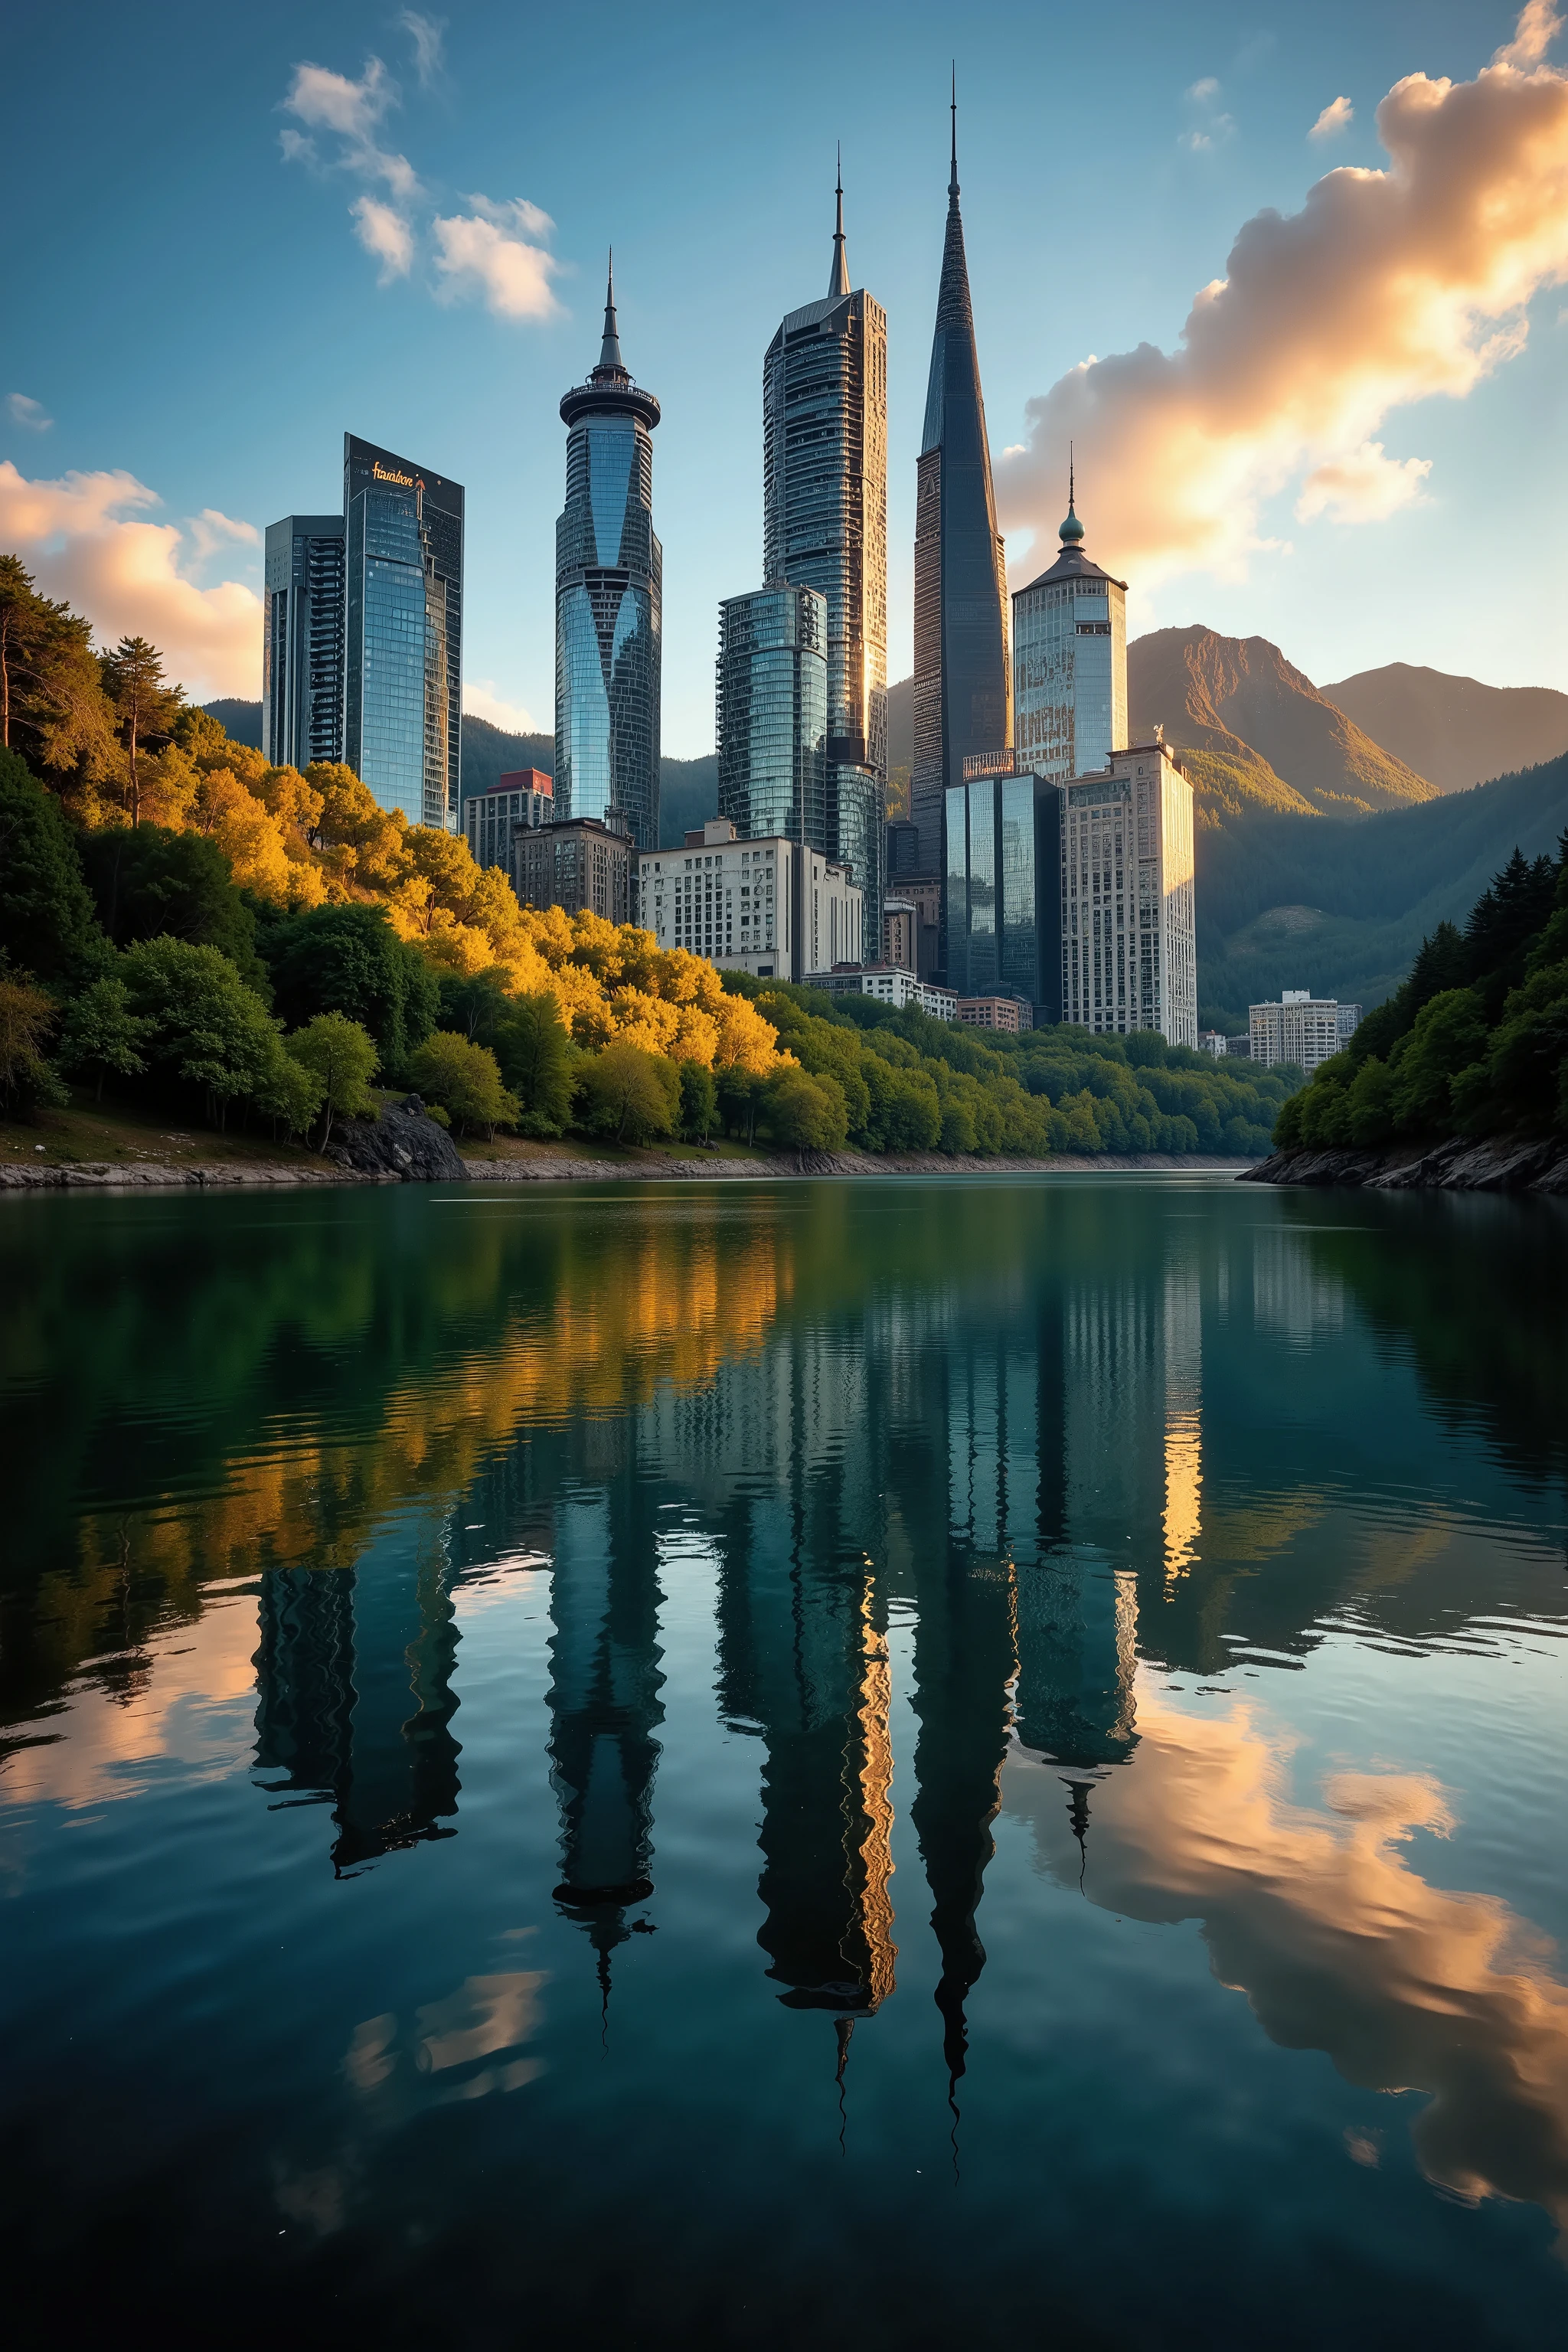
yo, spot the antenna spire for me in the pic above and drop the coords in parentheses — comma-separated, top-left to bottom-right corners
(596, 248, 626, 376)
(828, 142, 850, 296)
(949, 64, 959, 198)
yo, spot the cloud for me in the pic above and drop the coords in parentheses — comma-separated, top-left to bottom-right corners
(281, 53, 420, 212)
(352, 194, 414, 281)
(465, 680, 539, 733)
(1187, 76, 1220, 101)
(997, 34, 1568, 592)
(1309, 94, 1354, 139)
(188, 508, 262, 564)
(5, 392, 53, 433)
(1494, 0, 1563, 66)
(1181, 76, 1236, 151)
(400, 11, 446, 88)
(433, 199, 561, 319)
(0, 460, 261, 701)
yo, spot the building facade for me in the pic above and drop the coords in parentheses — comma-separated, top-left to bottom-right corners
(911, 98, 1011, 892)
(1060, 744, 1196, 1047)
(555, 265, 662, 850)
(806, 965, 958, 1021)
(513, 816, 631, 926)
(1250, 992, 1360, 1071)
(465, 769, 554, 874)
(260, 514, 345, 772)
(763, 173, 888, 944)
(636, 818, 861, 982)
(882, 898, 917, 971)
(1012, 480, 1128, 784)
(943, 756, 1061, 1018)
(342, 433, 463, 829)
(958, 995, 1031, 1033)
(717, 584, 828, 850)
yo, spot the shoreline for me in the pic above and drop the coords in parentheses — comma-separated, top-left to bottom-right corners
(1243, 1135, 1568, 1194)
(0, 1149, 1259, 1193)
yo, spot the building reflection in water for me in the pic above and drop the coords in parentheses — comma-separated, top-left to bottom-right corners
(253, 1518, 461, 1875)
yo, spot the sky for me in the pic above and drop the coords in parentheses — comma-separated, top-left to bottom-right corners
(2, 0, 1566, 754)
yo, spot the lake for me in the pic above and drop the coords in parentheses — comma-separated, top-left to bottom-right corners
(2, 1174, 1566, 2348)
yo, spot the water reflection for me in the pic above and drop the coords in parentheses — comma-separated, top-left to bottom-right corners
(3, 1178, 1567, 2313)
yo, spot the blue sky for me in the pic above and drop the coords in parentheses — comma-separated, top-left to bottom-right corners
(2, 0, 1564, 751)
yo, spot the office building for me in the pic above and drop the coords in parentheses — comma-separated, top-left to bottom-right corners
(806, 965, 957, 1021)
(763, 167, 888, 942)
(911, 93, 1011, 888)
(261, 514, 345, 772)
(555, 263, 662, 849)
(465, 768, 553, 874)
(1060, 743, 1196, 1045)
(944, 755, 1060, 1015)
(958, 995, 1031, 1033)
(882, 898, 917, 971)
(1012, 472, 1129, 784)
(636, 818, 861, 982)
(342, 433, 463, 829)
(514, 815, 631, 926)
(717, 584, 828, 851)
(1250, 991, 1360, 1072)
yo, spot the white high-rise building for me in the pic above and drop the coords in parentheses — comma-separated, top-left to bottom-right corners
(1250, 992, 1361, 1071)
(1060, 742, 1196, 1047)
(1011, 475, 1128, 786)
(636, 818, 861, 982)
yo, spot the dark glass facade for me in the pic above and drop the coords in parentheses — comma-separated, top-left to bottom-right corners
(556, 273, 662, 851)
(716, 585, 828, 848)
(911, 111, 1011, 934)
(343, 434, 464, 828)
(762, 186, 887, 941)
(944, 766, 1063, 1024)
(260, 514, 345, 771)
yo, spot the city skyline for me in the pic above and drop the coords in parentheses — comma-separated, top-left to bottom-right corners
(2, 2, 1563, 759)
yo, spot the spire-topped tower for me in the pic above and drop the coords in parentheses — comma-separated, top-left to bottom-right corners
(596, 250, 627, 378)
(911, 75, 1011, 895)
(828, 145, 850, 297)
(1011, 455, 1129, 784)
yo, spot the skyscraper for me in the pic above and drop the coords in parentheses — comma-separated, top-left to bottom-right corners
(1012, 472, 1128, 782)
(911, 90, 1011, 900)
(342, 433, 464, 828)
(717, 583, 828, 848)
(260, 514, 345, 772)
(763, 165, 887, 942)
(555, 263, 662, 851)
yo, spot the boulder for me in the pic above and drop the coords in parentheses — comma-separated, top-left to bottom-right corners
(325, 1096, 469, 1183)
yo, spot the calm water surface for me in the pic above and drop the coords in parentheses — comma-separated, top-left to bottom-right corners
(2, 1175, 1566, 2348)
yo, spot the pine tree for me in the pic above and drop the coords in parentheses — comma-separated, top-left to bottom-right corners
(101, 636, 183, 828)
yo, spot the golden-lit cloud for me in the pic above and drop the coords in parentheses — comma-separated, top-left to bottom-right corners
(0, 459, 261, 700)
(1309, 95, 1354, 140)
(465, 678, 539, 733)
(352, 194, 414, 280)
(1009, 1683, 1568, 2238)
(432, 197, 562, 320)
(997, 20, 1568, 590)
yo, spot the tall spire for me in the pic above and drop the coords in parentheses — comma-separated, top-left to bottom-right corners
(1060, 442, 1085, 545)
(828, 144, 850, 296)
(949, 62, 959, 198)
(597, 250, 625, 377)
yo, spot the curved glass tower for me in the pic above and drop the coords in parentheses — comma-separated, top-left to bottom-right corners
(717, 583, 828, 846)
(911, 93, 1010, 896)
(555, 265, 662, 849)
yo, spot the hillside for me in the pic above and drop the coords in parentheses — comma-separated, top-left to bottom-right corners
(1318, 664, 1568, 794)
(201, 701, 717, 850)
(1128, 626, 1437, 822)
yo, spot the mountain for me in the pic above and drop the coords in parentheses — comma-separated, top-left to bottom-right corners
(1128, 626, 1437, 824)
(201, 700, 715, 851)
(1318, 663, 1568, 794)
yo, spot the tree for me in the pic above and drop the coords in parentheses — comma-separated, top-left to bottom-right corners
(1388, 989, 1488, 1132)
(678, 1059, 718, 1145)
(255, 1048, 324, 1143)
(119, 935, 286, 1129)
(765, 1066, 848, 1161)
(0, 750, 110, 985)
(0, 558, 116, 790)
(495, 989, 575, 1136)
(716, 1063, 761, 1145)
(286, 1012, 379, 1149)
(78, 825, 266, 985)
(405, 1031, 519, 1138)
(0, 975, 67, 1118)
(263, 902, 438, 1073)
(101, 636, 184, 828)
(436, 965, 513, 1047)
(58, 977, 149, 1102)
(578, 1039, 679, 1145)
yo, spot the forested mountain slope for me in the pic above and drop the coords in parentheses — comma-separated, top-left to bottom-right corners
(1320, 665, 1568, 795)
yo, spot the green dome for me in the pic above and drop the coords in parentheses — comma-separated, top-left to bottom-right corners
(1059, 505, 1085, 544)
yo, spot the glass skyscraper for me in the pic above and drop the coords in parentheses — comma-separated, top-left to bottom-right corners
(555, 264, 662, 851)
(763, 169, 887, 942)
(260, 514, 345, 773)
(944, 766, 1063, 1021)
(912, 96, 1011, 915)
(716, 584, 828, 848)
(1013, 479, 1128, 783)
(342, 434, 464, 828)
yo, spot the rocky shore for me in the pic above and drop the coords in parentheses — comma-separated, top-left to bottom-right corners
(1243, 1134, 1568, 1194)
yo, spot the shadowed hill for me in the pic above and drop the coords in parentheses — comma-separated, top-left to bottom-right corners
(1129, 626, 1437, 822)
(1319, 663, 1568, 794)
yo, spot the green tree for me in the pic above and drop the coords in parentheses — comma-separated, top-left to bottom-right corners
(493, 989, 576, 1136)
(0, 750, 110, 985)
(406, 1031, 520, 1138)
(119, 935, 286, 1129)
(578, 1039, 679, 1145)
(0, 557, 116, 783)
(100, 635, 183, 827)
(263, 902, 438, 1073)
(436, 965, 514, 1047)
(0, 975, 68, 1118)
(678, 1059, 718, 1144)
(716, 1064, 761, 1145)
(286, 1012, 379, 1149)
(58, 976, 149, 1102)
(1388, 990, 1488, 1132)
(78, 825, 266, 985)
(765, 1065, 848, 1161)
